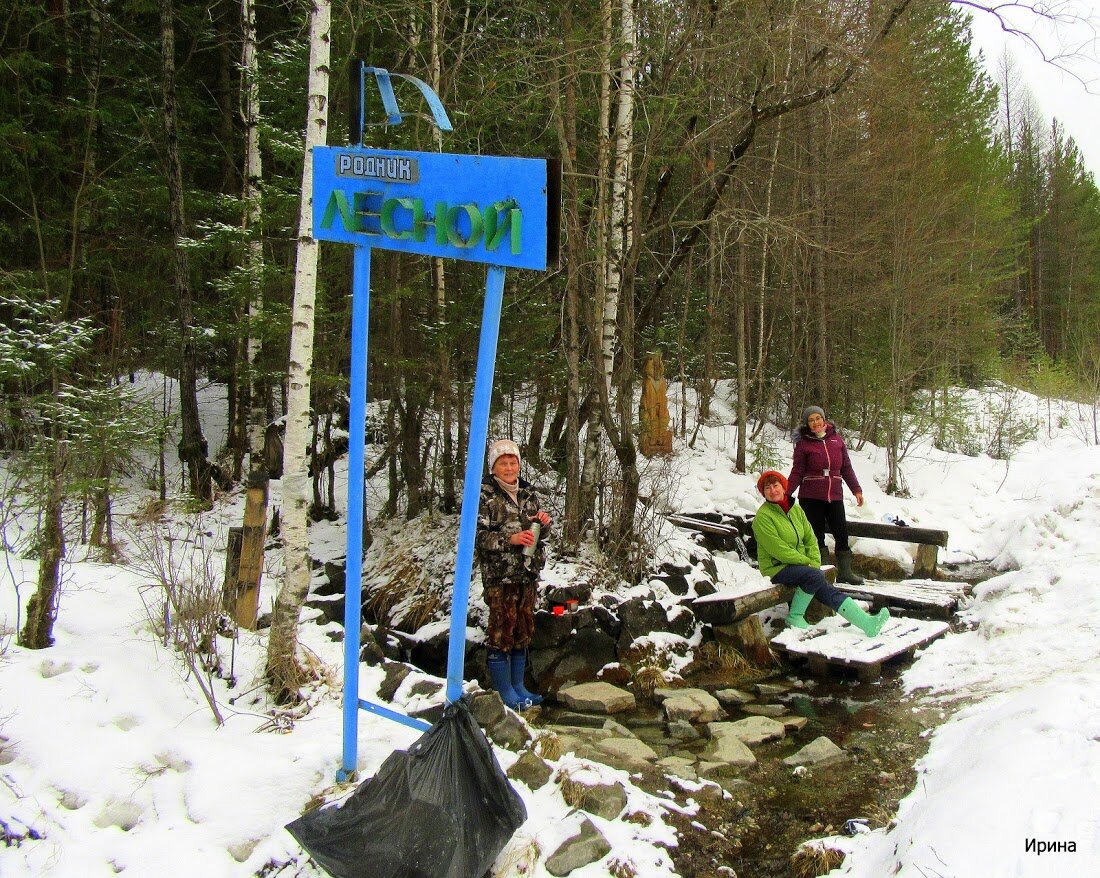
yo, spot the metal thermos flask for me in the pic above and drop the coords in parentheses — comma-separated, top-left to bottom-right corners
(522, 520, 541, 569)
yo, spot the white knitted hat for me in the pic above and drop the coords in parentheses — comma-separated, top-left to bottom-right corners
(488, 439, 521, 471)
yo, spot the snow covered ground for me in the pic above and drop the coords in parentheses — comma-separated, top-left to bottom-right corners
(2, 377, 1099, 876)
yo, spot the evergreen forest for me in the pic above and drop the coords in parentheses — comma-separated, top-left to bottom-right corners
(4, 0, 1100, 684)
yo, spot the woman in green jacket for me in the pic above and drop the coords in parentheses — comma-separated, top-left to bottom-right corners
(752, 470, 889, 636)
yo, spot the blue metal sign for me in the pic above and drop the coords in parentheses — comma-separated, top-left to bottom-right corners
(330, 64, 559, 783)
(313, 147, 556, 271)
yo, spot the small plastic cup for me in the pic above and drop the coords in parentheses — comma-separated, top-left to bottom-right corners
(566, 599, 579, 613)
(552, 605, 565, 616)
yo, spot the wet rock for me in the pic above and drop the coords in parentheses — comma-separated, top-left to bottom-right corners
(602, 718, 635, 738)
(715, 688, 755, 707)
(754, 682, 790, 697)
(508, 750, 552, 790)
(701, 735, 756, 772)
(660, 688, 726, 723)
(782, 736, 848, 768)
(708, 716, 785, 747)
(546, 817, 612, 877)
(742, 703, 787, 718)
(558, 682, 636, 714)
(668, 719, 701, 741)
(782, 716, 810, 732)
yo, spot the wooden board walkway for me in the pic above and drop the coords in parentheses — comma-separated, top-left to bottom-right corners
(833, 578, 971, 619)
(770, 616, 950, 682)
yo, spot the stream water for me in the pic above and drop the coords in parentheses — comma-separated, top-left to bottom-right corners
(535, 561, 999, 878)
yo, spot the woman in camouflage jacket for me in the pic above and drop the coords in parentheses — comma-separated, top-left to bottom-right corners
(475, 439, 551, 710)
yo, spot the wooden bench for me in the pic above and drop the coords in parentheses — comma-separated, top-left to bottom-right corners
(844, 521, 948, 578)
(667, 513, 949, 579)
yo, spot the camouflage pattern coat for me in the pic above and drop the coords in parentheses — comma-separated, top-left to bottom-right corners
(475, 476, 547, 585)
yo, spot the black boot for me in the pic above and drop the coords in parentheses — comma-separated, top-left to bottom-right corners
(835, 550, 865, 585)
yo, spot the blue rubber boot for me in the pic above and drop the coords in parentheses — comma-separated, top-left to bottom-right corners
(786, 587, 814, 629)
(486, 650, 529, 710)
(510, 649, 544, 706)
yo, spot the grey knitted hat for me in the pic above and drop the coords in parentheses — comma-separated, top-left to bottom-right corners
(801, 406, 826, 427)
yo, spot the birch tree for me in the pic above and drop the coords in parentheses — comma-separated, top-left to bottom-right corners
(266, 0, 331, 700)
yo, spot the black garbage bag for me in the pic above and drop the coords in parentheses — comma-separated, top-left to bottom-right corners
(286, 699, 527, 878)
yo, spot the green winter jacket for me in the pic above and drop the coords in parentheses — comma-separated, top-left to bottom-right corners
(752, 500, 821, 578)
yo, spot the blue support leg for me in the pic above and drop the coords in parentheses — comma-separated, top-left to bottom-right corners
(445, 266, 507, 704)
(339, 245, 372, 782)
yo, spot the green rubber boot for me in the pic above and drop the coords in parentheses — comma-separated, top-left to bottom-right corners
(837, 597, 890, 637)
(786, 588, 815, 629)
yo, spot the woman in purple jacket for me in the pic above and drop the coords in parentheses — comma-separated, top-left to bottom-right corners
(788, 406, 865, 585)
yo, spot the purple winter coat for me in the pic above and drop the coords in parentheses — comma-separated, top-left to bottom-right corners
(788, 423, 862, 502)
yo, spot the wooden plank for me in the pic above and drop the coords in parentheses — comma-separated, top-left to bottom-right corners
(833, 578, 968, 618)
(692, 566, 838, 625)
(846, 521, 948, 547)
(770, 616, 949, 678)
(666, 514, 741, 537)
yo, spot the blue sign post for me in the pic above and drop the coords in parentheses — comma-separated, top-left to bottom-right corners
(316, 66, 559, 781)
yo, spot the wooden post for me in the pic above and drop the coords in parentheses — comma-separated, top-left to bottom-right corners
(233, 480, 267, 628)
(914, 544, 939, 579)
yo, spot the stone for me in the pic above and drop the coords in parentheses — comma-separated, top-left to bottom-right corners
(487, 711, 532, 751)
(469, 691, 507, 729)
(545, 582, 594, 606)
(708, 716, 785, 747)
(701, 734, 756, 771)
(577, 781, 628, 820)
(782, 736, 848, 768)
(742, 703, 787, 718)
(616, 597, 673, 648)
(665, 603, 697, 638)
(661, 689, 726, 724)
(602, 718, 635, 738)
(546, 818, 612, 877)
(593, 738, 659, 772)
(658, 756, 698, 781)
(557, 682, 636, 714)
(667, 719, 701, 741)
(754, 682, 791, 697)
(378, 661, 413, 702)
(537, 627, 619, 690)
(507, 750, 552, 790)
(715, 688, 755, 707)
(782, 716, 810, 732)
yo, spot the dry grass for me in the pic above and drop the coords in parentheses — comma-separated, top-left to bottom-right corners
(694, 641, 753, 673)
(534, 732, 562, 761)
(790, 843, 845, 878)
(491, 836, 540, 876)
(633, 665, 669, 698)
(556, 773, 587, 809)
(608, 857, 637, 878)
(623, 810, 652, 826)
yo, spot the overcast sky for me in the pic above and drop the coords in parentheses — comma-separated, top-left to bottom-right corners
(967, 2, 1100, 178)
